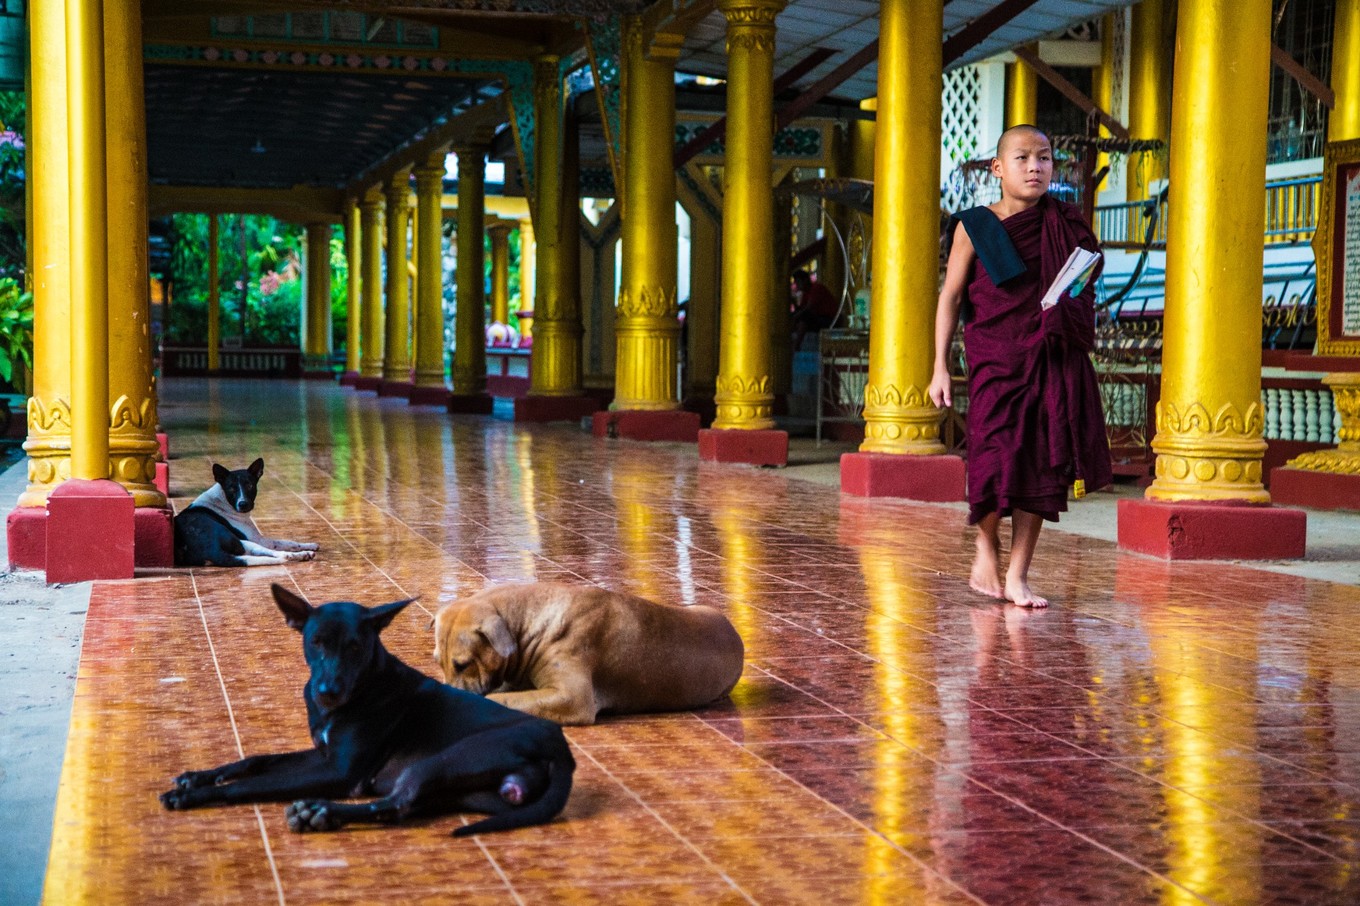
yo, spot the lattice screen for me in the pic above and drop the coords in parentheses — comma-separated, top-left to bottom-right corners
(941, 65, 984, 213)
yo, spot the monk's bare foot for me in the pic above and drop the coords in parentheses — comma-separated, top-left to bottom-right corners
(1004, 576, 1049, 608)
(970, 537, 1004, 599)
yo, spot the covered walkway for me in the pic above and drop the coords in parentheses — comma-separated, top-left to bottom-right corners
(37, 378, 1360, 904)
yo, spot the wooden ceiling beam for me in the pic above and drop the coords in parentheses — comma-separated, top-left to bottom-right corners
(1011, 45, 1128, 140)
(148, 185, 346, 221)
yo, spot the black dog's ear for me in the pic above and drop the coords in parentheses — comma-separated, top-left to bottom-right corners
(249, 458, 265, 479)
(271, 584, 313, 631)
(211, 463, 230, 485)
(366, 598, 418, 633)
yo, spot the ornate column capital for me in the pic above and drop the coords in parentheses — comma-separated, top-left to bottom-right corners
(412, 161, 445, 193)
(717, 0, 787, 26)
(384, 170, 411, 208)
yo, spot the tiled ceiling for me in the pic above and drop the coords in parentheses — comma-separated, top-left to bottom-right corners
(678, 0, 1141, 102)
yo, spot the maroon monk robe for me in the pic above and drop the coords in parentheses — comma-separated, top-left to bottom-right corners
(958, 195, 1112, 525)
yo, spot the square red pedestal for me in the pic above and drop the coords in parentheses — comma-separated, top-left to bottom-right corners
(1117, 497, 1307, 560)
(353, 376, 382, 392)
(378, 380, 414, 399)
(840, 452, 966, 501)
(156, 432, 168, 460)
(1268, 467, 1360, 512)
(515, 395, 604, 423)
(46, 479, 135, 582)
(448, 393, 495, 415)
(698, 428, 788, 467)
(9, 501, 175, 571)
(592, 410, 700, 443)
(339, 371, 360, 387)
(408, 385, 451, 407)
(154, 461, 169, 497)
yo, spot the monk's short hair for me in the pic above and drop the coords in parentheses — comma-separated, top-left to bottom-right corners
(995, 124, 1050, 157)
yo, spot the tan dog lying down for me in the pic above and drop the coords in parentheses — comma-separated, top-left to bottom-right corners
(433, 583, 745, 725)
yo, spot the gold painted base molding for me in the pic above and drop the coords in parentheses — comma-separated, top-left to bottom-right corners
(1283, 372, 1360, 473)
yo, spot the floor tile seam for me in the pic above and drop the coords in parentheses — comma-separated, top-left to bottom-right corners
(187, 570, 288, 906)
(465, 827, 528, 906)
(956, 772, 1217, 903)
(570, 744, 759, 905)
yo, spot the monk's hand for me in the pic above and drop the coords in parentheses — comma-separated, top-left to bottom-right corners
(928, 370, 952, 409)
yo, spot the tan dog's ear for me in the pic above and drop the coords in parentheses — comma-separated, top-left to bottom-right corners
(478, 612, 517, 659)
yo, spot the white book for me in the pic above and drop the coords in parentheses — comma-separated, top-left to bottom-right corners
(1039, 247, 1102, 310)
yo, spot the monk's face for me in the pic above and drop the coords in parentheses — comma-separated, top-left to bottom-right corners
(991, 131, 1053, 204)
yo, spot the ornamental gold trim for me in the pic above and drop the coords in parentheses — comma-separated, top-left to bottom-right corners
(863, 382, 930, 411)
(1155, 399, 1264, 438)
(616, 285, 678, 319)
(726, 33, 775, 53)
(1283, 450, 1360, 474)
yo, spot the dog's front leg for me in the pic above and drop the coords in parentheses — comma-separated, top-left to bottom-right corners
(160, 749, 351, 810)
(239, 539, 314, 562)
(487, 685, 599, 726)
(260, 537, 321, 553)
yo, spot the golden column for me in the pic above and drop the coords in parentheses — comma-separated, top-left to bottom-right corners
(711, 0, 787, 431)
(342, 201, 361, 381)
(1129, 0, 1172, 194)
(615, 21, 683, 411)
(358, 189, 384, 385)
(1333, 0, 1360, 142)
(526, 55, 582, 398)
(412, 154, 449, 396)
(451, 142, 489, 404)
(518, 219, 536, 341)
(381, 169, 412, 390)
(207, 214, 220, 373)
(1005, 47, 1038, 128)
(488, 222, 512, 328)
(1145, 0, 1270, 505)
(859, 0, 944, 457)
(303, 222, 332, 372)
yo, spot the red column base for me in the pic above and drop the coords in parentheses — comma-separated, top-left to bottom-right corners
(409, 385, 452, 407)
(156, 432, 168, 460)
(1117, 497, 1307, 560)
(46, 479, 135, 582)
(514, 395, 603, 423)
(339, 371, 360, 387)
(10, 502, 176, 572)
(353, 375, 382, 392)
(698, 428, 788, 466)
(592, 410, 701, 442)
(303, 369, 335, 381)
(448, 393, 495, 415)
(378, 380, 414, 399)
(1268, 467, 1360, 511)
(840, 452, 966, 501)
(154, 461, 169, 497)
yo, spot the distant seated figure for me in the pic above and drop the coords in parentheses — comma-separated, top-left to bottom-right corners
(790, 269, 839, 351)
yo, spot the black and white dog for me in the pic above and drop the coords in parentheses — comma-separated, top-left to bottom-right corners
(174, 459, 319, 567)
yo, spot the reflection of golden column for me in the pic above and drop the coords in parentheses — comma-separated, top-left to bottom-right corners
(488, 222, 512, 327)
(450, 143, 490, 409)
(381, 170, 412, 391)
(412, 154, 449, 400)
(1128, 0, 1171, 194)
(357, 189, 384, 386)
(1146, 1, 1268, 504)
(527, 56, 579, 397)
(1004, 47, 1038, 127)
(341, 201, 361, 382)
(711, 0, 784, 432)
(1120, 1, 1304, 559)
(615, 20, 682, 412)
(207, 215, 220, 372)
(303, 222, 332, 372)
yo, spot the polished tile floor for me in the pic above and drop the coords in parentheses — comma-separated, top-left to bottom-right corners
(42, 378, 1360, 905)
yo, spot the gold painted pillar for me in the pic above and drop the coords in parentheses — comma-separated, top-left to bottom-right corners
(1145, 0, 1271, 503)
(615, 20, 682, 411)
(103, 0, 160, 502)
(207, 215, 220, 372)
(343, 201, 361, 377)
(1333, 0, 1360, 141)
(712, 0, 787, 430)
(382, 170, 412, 384)
(303, 222, 331, 370)
(528, 55, 582, 397)
(1005, 47, 1038, 128)
(558, 104, 583, 368)
(488, 222, 512, 327)
(413, 154, 447, 389)
(518, 219, 536, 342)
(452, 142, 488, 396)
(1129, 0, 1172, 194)
(1093, 14, 1116, 197)
(359, 190, 384, 379)
(858, 0, 945, 456)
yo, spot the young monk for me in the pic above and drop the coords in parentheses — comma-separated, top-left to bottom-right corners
(927, 125, 1112, 608)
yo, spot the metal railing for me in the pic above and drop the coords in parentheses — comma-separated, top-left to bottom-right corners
(1095, 175, 1321, 250)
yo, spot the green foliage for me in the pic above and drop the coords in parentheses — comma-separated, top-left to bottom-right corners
(329, 231, 349, 353)
(0, 276, 33, 387)
(0, 91, 25, 284)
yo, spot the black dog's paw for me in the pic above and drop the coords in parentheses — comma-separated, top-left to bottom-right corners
(287, 800, 343, 833)
(160, 787, 197, 810)
(172, 769, 220, 791)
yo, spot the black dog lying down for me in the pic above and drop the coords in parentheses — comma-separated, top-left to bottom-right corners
(160, 584, 574, 837)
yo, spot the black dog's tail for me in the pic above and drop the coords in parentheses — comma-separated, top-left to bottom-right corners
(452, 745, 575, 838)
